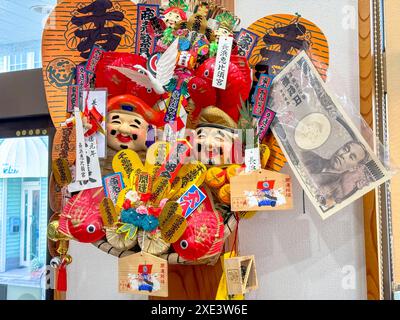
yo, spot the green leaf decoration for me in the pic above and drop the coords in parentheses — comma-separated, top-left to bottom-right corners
(169, 0, 189, 11)
(116, 223, 138, 241)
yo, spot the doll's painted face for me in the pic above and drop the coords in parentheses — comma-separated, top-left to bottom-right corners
(194, 126, 236, 165)
(215, 27, 232, 38)
(163, 10, 183, 28)
(107, 111, 149, 152)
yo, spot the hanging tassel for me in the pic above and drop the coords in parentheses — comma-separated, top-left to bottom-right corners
(56, 262, 67, 292)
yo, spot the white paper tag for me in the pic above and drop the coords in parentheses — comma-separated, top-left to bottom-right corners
(163, 123, 177, 143)
(82, 90, 107, 159)
(245, 148, 261, 173)
(177, 106, 188, 140)
(212, 36, 233, 90)
(68, 135, 103, 193)
(74, 107, 89, 182)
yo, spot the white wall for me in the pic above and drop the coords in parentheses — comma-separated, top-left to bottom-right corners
(67, 242, 146, 300)
(67, 0, 367, 300)
(237, 0, 367, 299)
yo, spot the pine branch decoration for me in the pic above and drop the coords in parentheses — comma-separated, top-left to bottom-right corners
(238, 99, 259, 148)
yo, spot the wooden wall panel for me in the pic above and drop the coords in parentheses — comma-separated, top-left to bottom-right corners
(155, 263, 224, 300)
(215, 0, 234, 12)
(358, 0, 380, 300)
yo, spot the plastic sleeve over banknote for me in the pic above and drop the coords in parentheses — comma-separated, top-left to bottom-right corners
(269, 51, 393, 219)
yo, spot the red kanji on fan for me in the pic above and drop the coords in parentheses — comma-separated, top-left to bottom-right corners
(178, 185, 207, 219)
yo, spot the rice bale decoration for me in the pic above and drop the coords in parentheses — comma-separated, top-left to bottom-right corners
(138, 230, 171, 256)
(106, 227, 138, 251)
(226, 164, 244, 182)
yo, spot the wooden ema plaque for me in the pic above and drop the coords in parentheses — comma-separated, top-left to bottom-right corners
(119, 252, 168, 297)
(230, 169, 293, 212)
(224, 255, 258, 296)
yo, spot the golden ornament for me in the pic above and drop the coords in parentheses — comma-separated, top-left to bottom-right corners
(205, 167, 226, 189)
(218, 184, 231, 205)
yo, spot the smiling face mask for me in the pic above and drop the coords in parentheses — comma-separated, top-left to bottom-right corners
(106, 111, 149, 152)
(194, 126, 237, 165)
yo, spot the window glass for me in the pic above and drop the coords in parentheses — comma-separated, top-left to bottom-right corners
(0, 0, 56, 73)
(0, 136, 49, 300)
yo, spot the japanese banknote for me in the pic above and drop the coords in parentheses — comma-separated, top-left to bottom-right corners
(270, 51, 391, 219)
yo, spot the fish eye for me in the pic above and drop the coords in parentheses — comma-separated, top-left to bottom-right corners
(147, 88, 153, 93)
(86, 225, 96, 234)
(204, 70, 210, 77)
(180, 240, 188, 250)
(192, 83, 197, 90)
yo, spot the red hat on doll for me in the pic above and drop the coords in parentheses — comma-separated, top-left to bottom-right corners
(108, 94, 165, 128)
(163, 7, 187, 21)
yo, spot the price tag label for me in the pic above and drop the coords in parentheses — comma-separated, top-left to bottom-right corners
(102, 172, 125, 204)
(85, 45, 104, 74)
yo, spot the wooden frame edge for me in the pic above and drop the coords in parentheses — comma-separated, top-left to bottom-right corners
(358, 0, 381, 300)
(384, 0, 400, 295)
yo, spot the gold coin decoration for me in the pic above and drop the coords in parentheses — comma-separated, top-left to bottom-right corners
(52, 158, 72, 186)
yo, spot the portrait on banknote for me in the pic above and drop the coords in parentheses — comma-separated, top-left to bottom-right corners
(270, 51, 392, 219)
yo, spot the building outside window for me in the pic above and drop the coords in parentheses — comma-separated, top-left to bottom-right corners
(0, 0, 55, 73)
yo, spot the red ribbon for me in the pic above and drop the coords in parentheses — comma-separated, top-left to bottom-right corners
(84, 105, 103, 137)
